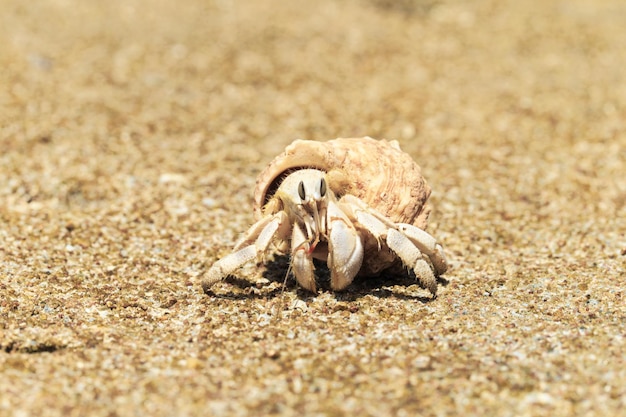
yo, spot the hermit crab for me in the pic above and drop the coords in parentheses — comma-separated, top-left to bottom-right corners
(202, 137, 447, 295)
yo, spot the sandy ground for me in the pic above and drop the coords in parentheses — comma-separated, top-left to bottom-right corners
(1, 0, 625, 415)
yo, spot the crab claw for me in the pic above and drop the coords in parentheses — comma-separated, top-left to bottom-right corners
(326, 200, 364, 290)
(291, 222, 317, 292)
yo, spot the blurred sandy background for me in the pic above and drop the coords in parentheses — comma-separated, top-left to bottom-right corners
(1, 0, 625, 416)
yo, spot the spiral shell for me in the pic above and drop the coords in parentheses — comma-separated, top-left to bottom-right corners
(254, 137, 432, 230)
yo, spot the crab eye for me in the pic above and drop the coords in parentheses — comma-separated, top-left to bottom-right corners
(298, 181, 306, 200)
(320, 178, 327, 197)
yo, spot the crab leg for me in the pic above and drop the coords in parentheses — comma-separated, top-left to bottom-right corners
(386, 229, 438, 295)
(202, 211, 290, 292)
(397, 223, 448, 275)
(326, 200, 364, 291)
(290, 222, 317, 292)
(339, 195, 441, 295)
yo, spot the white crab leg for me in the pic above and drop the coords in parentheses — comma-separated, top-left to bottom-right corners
(327, 200, 364, 291)
(291, 222, 316, 292)
(339, 195, 393, 240)
(339, 195, 441, 295)
(386, 229, 438, 295)
(397, 223, 448, 275)
(232, 212, 287, 251)
(202, 211, 290, 292)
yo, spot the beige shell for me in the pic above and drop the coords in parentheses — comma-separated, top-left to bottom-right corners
(253, 137, 433, 275)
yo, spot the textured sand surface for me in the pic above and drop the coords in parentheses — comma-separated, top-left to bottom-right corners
(1, 0, 625, 416)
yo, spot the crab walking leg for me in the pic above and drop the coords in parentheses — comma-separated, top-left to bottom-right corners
(346, 206, 437, 294)
(338, 195, 395, 244)
(202, 212, 290, 292)
(340, 195, 443, 294)
(327, 200, 364, 291)
(291, 222, 316, 292)
(397, 223, 448, 275)
(232, 211, 288, 251)
(386, 229, 438, 295)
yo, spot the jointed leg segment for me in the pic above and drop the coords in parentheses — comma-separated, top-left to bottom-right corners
(202, 212, 290, 292)
(339, 195, 446, 296)
(326, 199, 364, 290)
(291, 221, 316, 292)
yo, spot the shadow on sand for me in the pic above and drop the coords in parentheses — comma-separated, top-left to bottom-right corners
(203, 255, 448, 304)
